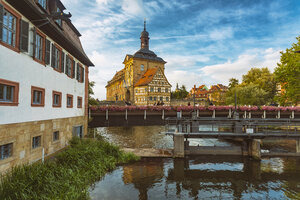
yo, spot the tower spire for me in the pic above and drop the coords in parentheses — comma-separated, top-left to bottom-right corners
(140, 19, 149, 49)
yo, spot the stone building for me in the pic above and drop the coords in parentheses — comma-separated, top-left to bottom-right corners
(0, 0, 93, 173)
(106, 21, 171, 105)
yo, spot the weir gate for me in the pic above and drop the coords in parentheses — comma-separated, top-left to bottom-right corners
(164, 115, 300, 160)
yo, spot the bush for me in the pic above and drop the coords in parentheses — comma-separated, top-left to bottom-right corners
(0, 138, 139, 200)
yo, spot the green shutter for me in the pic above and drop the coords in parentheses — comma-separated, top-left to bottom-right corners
(0, 3, 3, 41)
(61, 52, 65, 73)
(82, 67, 84, 82)
(45, 39, 51, 64)
(72, 60, 75, 78)
(51, 43, 55, 68)
(76, 63, 79, 80)
(32, 28, 36, 58)
(20, 20, 29, 52)
(65, 56, 69, 75)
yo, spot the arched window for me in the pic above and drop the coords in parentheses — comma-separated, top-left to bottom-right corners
(141, 64, 144, 71)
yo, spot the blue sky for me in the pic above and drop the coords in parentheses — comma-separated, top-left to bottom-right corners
(61, 0, 300, 100)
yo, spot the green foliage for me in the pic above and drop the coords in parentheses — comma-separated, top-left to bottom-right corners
(171, 84, 189, 99)
(226, 83, 268, 106)
(228, 78, 239, 90)
(242, 67, 277, 102)
(274, 36, 300, 105)
(226, 68, 277, 106)
(88, 81, 99, 106)
(0, 138, 139, 200)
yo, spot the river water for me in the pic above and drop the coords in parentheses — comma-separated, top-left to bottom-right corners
(89, 126, 300, 200)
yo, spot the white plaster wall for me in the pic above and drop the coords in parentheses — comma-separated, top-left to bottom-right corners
(0, 44, 85, 125)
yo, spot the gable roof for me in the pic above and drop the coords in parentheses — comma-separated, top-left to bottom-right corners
(134, 68, 158, 87)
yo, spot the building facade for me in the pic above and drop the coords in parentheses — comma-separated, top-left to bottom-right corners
(0, 0, 93, 173)
(106, 21, 171, 105)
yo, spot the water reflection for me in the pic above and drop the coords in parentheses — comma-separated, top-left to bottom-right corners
(90, 157, 300, 200)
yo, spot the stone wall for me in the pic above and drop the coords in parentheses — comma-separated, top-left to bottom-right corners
(0, 116, 87, 173)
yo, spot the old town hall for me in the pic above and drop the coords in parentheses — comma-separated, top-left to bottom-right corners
(106, 21, 171, 105)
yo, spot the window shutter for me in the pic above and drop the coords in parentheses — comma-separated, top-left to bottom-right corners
(76, 63, 79, 80)
(32, 28, 36, 58)
(65, 56, 69, 75)
(0, 3, 3, 41)
(82, 67, 84, 82)
(72, 60, 75, 78)
(61, 52, 65, 73)
(19, 20, 29, 52)
(51, 43, 55, 68)
(45, 39, 51, 65)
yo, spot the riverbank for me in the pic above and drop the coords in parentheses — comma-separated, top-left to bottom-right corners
(0, 137, 139, 200)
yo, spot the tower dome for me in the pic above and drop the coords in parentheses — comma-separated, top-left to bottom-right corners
(140, 20, 149, 49)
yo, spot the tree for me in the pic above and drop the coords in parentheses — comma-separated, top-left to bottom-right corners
(88, 81, 99, 105)
(171, 84, 189, 99)
(241, 67, 277, 103)
(226, 83, 268, 106)
(228, 78, 239, 90)
(274, 36, 300, 105)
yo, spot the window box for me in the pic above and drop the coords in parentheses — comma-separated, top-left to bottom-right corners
(52, 91, 62, 107)
(77, 96, 82, 108)
(0, 78, 19, 106)
(31, 86, 45, 107)
(66, 94, 73, 108)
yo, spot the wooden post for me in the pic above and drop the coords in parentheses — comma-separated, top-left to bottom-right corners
(296, 140, 300, 153)
(291, 110, 295, 119)
(125, 109, 128, 120)
(263, 110, 266, 119)
(106, 109, 108, 120)
(249, 111, 251, 119)
(212, 110, 215, 118)
(243, 111, 247, 119)
(197, 109, 199, 117)
(277, 110, 280, 119)
(228, 108, 232, 118)
(162, 109, 164, 120)
(144, 110, 147, 120)
(248, 139, 261, 160)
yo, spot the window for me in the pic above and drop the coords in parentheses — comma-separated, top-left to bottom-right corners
(52, 91, 62, 107)
(0, 79, 19, 106)
(158, 88, 161, 92)
(140, 64, 144, 71)
(65, 55, 73, 77)
(77, 96, 82, 108)
(37, 0, 47, 9)
(32, 136, 41, 149)
(149, 96, 152, 101)
(2, 9, 17, 47)
(150, 87, 154, 92)
(73, 126, 83, 138)
(53, 131, 59, 141)
(0, 143, 12, 160)
(166, 97, 169, 101)
(51, 44, 61, 71)
(154, 97, 157, 101)
(55, 7, 62, 27)
(35, 32, 44, 61)
(31, 86, 45, 107)
(165, 88, 168, 93)
(136, 89, 138, 94)
(66, 94, 73, 108)
(76, 64, 84, 83)
(160, 97, 163, 101)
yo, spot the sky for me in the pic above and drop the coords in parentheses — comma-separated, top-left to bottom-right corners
(61, 0, 300, 100)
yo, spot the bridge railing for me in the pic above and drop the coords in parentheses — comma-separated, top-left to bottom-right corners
(164, 117, 300, 135)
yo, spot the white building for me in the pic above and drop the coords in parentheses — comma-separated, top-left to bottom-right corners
(0, 0, 94, 173)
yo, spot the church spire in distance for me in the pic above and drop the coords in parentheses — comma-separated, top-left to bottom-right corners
(140, 18, 149, 49)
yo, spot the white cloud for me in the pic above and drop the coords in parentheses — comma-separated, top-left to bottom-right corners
(199, 48, 281, 85)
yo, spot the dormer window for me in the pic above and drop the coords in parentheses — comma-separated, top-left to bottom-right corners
(55, 7, 62, 27)
(38, 0, 47, 10)
(140, 64, 144, 71)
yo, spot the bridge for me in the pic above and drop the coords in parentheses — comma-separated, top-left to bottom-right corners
(89, 105, 299, 127)
(164, 116, 300, 160)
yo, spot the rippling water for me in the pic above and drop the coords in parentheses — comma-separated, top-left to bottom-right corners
(89, 126, 300, 200)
